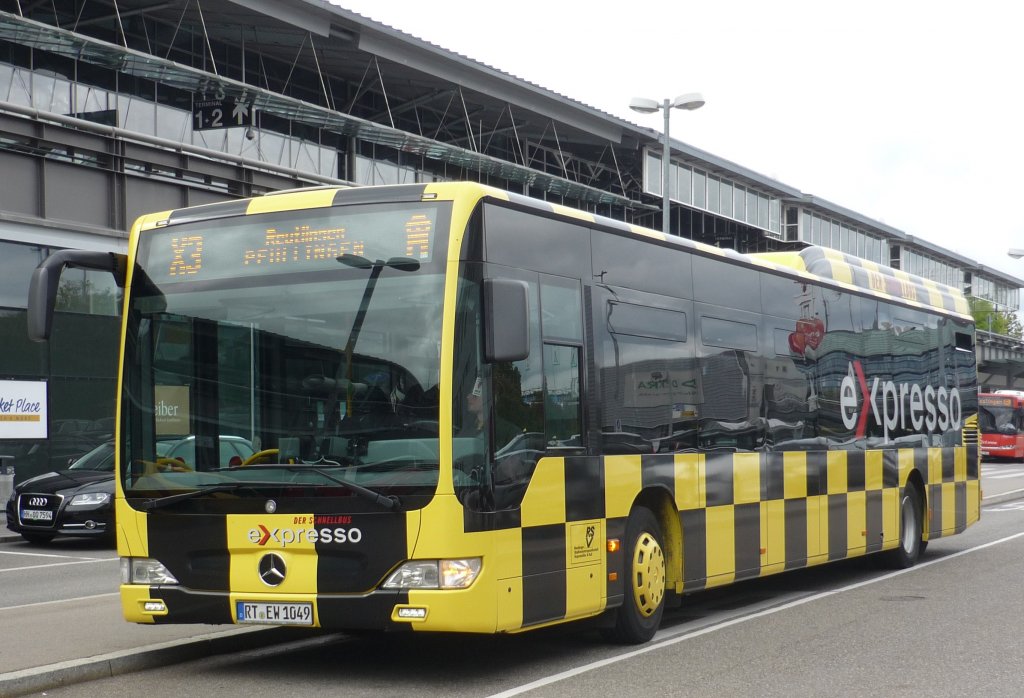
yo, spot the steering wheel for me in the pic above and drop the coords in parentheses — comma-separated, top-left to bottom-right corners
(137, 457, 193, 475)
(240, 448, 280, 467)
(452, 454, 484, 487)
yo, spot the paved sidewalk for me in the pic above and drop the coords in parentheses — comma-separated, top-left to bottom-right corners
(0, 590, 334, 697)
(0, 624, 329, 697)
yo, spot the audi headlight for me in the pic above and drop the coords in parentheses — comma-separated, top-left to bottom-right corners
(382, 558, 482, 590)
(121, 557, 179, 585)
(69, 492, 111, 507)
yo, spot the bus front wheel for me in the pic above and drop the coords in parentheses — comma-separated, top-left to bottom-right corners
(605, 506, 666, 644)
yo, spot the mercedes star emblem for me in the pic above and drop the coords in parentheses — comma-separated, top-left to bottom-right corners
(258, 553, 287, 586)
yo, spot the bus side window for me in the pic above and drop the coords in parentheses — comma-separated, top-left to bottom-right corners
(489, 274, 544, 454)
(539, 276, 583, 450)
(543, 344, 582, 449)
(697, 311, 762, 450)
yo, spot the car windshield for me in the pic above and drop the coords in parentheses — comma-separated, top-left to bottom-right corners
(155, 436, 256, 466)
(68, 442, 115, 472)
(119, 202, 449, 508)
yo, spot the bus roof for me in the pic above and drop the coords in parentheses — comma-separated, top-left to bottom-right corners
(131, 181, 972, 320)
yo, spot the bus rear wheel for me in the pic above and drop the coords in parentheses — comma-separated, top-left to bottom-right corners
(605, 506, 666, 644)
(884, 482, 924, 568)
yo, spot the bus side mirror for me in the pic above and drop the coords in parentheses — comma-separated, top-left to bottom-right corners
(27, 250, 127, 342)
(483, 278, 530, 363)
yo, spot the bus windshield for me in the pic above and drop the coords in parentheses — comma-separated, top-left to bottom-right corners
(979, 396, 1022, 435)
(119, 202, 449, 509)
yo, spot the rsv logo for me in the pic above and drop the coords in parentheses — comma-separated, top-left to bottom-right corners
(840, 360, 962, 442)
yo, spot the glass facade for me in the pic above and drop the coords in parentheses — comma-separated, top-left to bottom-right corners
(900, 248, 964, 289)
(641, 149, 782, 236)
(972, 275, 1020, 311)
(889, 246, 1018, 310)
(0, 61, 338, 179)
(800, 210, 885, 265)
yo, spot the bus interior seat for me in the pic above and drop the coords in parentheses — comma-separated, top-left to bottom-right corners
(321, 436, 350, 461)
(278, 437, 301, 464)
(366, 438, 439, 462)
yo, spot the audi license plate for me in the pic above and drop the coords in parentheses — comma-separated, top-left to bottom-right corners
(236, 601, 313, 626)
(22, 509, 53, 522)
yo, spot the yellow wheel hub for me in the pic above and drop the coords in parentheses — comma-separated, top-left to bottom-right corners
(630, 530, 665, 617)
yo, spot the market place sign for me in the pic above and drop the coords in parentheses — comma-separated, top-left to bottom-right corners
(0, 380, 47, 439)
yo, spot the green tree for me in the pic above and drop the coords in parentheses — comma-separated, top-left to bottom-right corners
(969, 297, 1022, 338)
(1007, 311, 1023, 338)
(55, 276, 118, 315)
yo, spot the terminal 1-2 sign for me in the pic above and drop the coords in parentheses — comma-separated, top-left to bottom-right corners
(193, 98, 253, 131)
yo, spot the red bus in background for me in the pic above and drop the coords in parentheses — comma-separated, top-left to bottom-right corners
(979, 391, 1024, 461)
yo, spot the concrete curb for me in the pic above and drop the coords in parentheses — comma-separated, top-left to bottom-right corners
(0, 626, 320, 698)
(981, 487, 1024, 506)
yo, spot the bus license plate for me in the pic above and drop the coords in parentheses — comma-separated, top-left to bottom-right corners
(236, 601, 313, 626)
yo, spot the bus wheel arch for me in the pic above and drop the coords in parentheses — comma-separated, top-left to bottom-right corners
(885, 474, 926, 568)
(907, 470, 929, 556)
(633, 488, 682, 594)
(605, 498, 671, 644)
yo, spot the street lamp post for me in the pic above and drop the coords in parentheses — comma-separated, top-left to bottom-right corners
(630, 93, 705, 234)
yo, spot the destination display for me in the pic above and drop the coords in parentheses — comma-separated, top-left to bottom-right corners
(139, 205, 439, 285)
(979, 396, 1014, 407)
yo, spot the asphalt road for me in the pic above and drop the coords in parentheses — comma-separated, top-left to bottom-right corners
(2, 462, 1023, 697)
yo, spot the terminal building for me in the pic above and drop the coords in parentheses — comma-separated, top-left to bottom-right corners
(1, 0, 1022, 480)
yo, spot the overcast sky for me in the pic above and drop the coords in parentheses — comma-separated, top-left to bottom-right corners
(333, 0, 1024, 286)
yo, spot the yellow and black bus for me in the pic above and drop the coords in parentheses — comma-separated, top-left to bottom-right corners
(27, 182, 980, 643)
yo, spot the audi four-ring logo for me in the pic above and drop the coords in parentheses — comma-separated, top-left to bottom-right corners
(28, 497, 48, 507)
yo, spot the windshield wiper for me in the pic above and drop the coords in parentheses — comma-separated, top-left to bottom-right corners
(231, 463, 402, 512)
(138, 482, 280, 511)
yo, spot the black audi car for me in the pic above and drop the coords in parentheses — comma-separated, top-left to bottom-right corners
(6, 435, 256, 545)
(5, 440, 116, 545)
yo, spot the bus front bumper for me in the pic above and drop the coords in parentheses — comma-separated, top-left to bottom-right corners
(120, 584, 500, 633)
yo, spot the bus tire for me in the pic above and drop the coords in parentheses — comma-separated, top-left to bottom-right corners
(605, 506, 666, 644)
(885, 482, 924, 569)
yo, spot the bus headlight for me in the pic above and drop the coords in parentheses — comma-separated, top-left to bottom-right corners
(121, 557, 179, 585)
(440, 558, 482, 588)
(382, 558, 481, 590)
